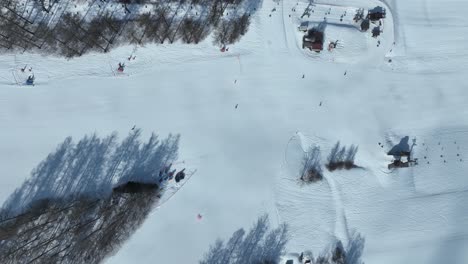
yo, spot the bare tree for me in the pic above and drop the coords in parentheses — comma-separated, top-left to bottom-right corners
(200, 215, 289, 264)
(326, 142, 359, 171)
(302, 232, 365, 264)
(0, 0, 257, 57)
(0, 129, 189, 264)
(300, 146, 323, 183)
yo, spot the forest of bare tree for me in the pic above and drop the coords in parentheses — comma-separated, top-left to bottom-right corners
(0, 0, 259, 57)
(0, 130, 187, 263)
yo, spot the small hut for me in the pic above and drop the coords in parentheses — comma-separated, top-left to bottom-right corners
(387, 148, 416, 169)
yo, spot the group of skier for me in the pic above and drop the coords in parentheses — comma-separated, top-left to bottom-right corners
(20, 65, 35, 85)
(158, 163, 186, 184)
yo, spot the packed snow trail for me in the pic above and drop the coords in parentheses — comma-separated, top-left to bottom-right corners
(296, 131, 351, 243)
(278, 131, 351, 251)
(322, 170, 351, 244)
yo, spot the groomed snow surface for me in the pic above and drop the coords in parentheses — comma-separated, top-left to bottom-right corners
(1, 0, 468, 263)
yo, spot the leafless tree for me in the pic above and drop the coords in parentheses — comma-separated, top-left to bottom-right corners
(326, 142, 359, 171)
(0, 0, 257, 57)
(0, 129, 188, 263)
(200, 215, 289, 264)
(300, 146, 323, 183)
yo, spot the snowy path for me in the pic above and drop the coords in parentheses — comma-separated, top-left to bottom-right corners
(322, 172, 350, 244)
(277, 131, 352, 251)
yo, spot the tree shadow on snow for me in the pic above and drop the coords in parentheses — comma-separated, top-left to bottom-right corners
(0, 129, 182, 263)
(345, 231, 366, 264)
(200, 214, 289, 264)
(0, 129, 180, 217)
(387, 136, 410, 156)
(200, 214, 367, 264)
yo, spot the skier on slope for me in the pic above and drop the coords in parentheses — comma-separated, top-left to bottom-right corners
(26, 75, 35, 85)
(175, 169, 186, 183)
(118, 62, 125, 72)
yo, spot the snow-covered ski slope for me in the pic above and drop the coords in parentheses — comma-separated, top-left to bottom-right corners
(1, 0, 468, 263)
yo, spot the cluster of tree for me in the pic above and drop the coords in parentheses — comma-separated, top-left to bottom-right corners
(299, 232, 365, 264)
(0, 0, 254, 57)
(300, 146, 323, 183)
(326, 142, 359, 171)
(213, 14, 251, 46)
(0, 182, 160, 263)
(200, 215, 289, 264)
(1, 129, 180, 216)
(201, 215, 365, 264)
(0, 129, 184, 263)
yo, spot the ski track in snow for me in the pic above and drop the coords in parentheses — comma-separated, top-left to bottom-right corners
(297, 131, 351, 244)
(322, 172, 351, 244)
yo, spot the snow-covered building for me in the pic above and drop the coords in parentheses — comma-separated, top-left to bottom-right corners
(368, 6, 386, 21)
(302, 28, 324, 52)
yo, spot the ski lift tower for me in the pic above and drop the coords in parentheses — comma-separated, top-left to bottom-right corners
(301, 1, 315, 19)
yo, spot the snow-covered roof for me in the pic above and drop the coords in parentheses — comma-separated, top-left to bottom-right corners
(369, 6, 385, 14)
